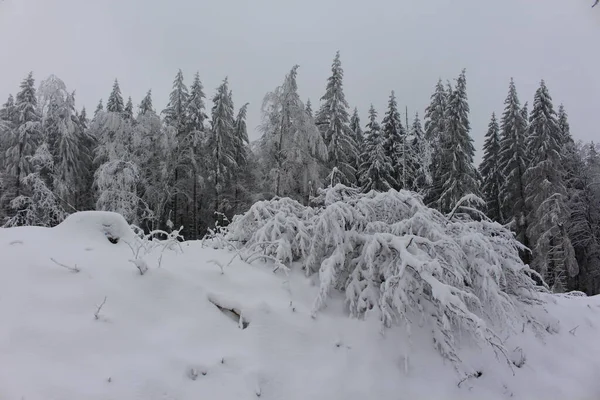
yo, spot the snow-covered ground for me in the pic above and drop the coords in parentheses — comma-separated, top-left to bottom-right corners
(1, 212, 600, 400)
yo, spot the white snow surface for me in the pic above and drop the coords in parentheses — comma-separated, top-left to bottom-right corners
(1, 211, 600, 399)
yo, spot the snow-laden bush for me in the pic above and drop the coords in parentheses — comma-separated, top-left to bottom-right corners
(225, 184, 542, 372)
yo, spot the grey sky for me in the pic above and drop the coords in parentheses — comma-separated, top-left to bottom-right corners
(1, 0, 598, 163)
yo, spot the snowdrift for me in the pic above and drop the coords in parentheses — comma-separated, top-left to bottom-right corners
(1, 208, 600, 399)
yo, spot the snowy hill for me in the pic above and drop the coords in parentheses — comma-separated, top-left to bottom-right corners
(1, 211, 600, 400)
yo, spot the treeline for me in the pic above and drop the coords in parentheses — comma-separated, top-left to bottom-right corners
(0, 52, 599, 294)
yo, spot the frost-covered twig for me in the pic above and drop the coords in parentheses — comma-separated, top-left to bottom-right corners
(50, 257, 80, 273)
(129, 259, 149, 275)
(569, 325, 579, 335)
(94, 296, 107, 320)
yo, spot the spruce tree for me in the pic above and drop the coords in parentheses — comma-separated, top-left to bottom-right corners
(162, 69, 190, 229)
(380, 91, 408, 189)
(350, 107, 363, 145)
(525, 80, 578, 290)
(231, 103, 251, 214)
(94, 99, 103, 118)
(315, 51, 357, 185)
(0, 94, 16, 122)
(359, 105, 397, 192)
(479, 113, 503, 221)
(186, 72, 207, 133)
(209, 78, 236, 219)
(106, 79, 124, 113)
(305, 99, 313, 118)
(123, 96, 134, 120)
(138, 90, 153, 116)
(423, 79, 447, 206)
(4, 73, 42, 224)
(79, 107, 88, 130)
(410, 112, 432, 193)
(437, 69, 479, 213)
(349, 107, 364, 183)
(177, 73, 208, 237)
(498, 79, 529, 245)
(6, 73, 42, 191)
(163, 69, 189, 135)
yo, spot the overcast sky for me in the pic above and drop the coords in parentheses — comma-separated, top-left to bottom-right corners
(0, 0, 598, 162)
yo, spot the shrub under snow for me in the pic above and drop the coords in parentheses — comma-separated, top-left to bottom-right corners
(225, 185, 543, 372)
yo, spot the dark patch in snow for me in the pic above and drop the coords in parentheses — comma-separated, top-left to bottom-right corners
(208, 298, 249, 329)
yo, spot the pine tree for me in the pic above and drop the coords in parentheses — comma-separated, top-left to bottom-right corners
(5, 73, 42, 193)
(479, 113, 503, 221)
(123, 96, 134, 120)
(424, 79, 448, 206)
(231, 103, 251, 213)
(410, 113, 432, 192)
(3, 73, 43, 224)
(498, 79, 529, 246)
(359, 105, 397, 192)
(186, 72, 207, 133)
(162, 69, 190, 229)
(350, 107, 363, 145)
(305, 99, 313, 118)
(79, 107, 88, 130)
(163, 69, 189, 134)
(209, 78, 236, 218)
(315, 51, 357, 185)
(381, 91, 408, 189)
(138, 90, 153, 116)
(0, 94, 16, 122)
(437, 69, 479, 213)
(525, 80, 578, 290)
(94, 99, 103, 118)
(349, 107, 364, 183)
(106, 79, 124, 113)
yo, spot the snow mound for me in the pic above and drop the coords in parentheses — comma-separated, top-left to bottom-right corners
(55, 211, 138, 244)
(2, 207, 600, 399)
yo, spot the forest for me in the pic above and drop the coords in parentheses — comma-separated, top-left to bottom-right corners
(0, 52, 599, 295)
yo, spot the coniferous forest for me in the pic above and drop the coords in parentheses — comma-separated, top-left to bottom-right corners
(1, 53, 599, 295)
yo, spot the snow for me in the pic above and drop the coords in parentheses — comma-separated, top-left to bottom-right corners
(1, 211, 600, 399)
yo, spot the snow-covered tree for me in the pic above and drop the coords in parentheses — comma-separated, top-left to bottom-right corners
(94, 99, 103, 118)
(498, 79, 529, 248)
(3, 143, 66, 227)
(315, 52, 357, 185)
(4, 72, 42, 202)
(479, 113, 503, 222)
(106, 79, 124, 113)
(437, 70, 479, 213)
(381, 91, 408, 189)
(424, 79, 448, 206)
(162, 69, 189, 135)
(410, 112, 432, 193)
(525, 80, 578, 291)
(229, 103, 253, 214)
(305, 99, 313, 119)
(123, 96, 134, 121)
(187, 72, 208, 133)
(162, 69, 190, 229)
(226, 185, 541, 374)
(359, 105, 397, 192)
(179, 72, 208, 237)
(208, 78, 236, 217)
(257, 65, 327, 203)
(138, 90, 153, 116)
(350, 107, 363, 145)
(349, 107, 364, 183)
